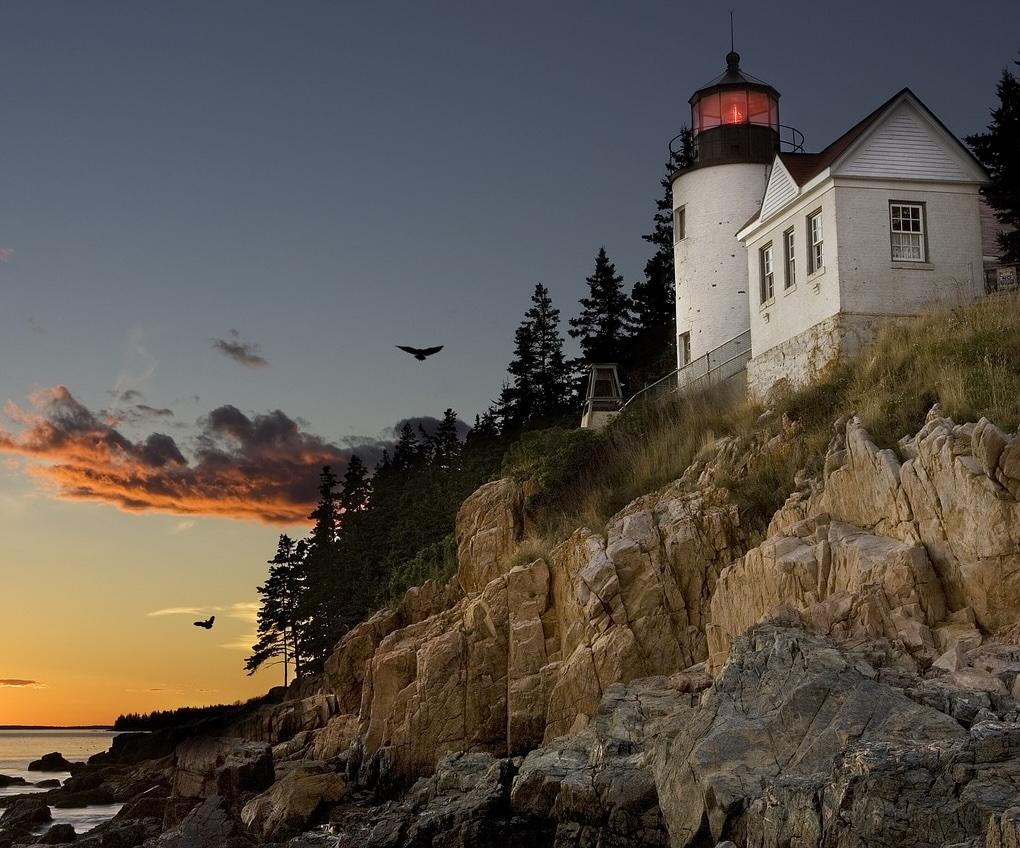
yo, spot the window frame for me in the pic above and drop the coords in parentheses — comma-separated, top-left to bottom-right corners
(759, 241, 775, 304)
(889, 201, 927, 262)
(783, 227, 796, 289)
(807, 210, 824, 275)
(673, 206, 686, 243)
(678, 331, 691, 367)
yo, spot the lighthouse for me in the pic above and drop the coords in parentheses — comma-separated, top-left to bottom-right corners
(672, 52, 782, 373)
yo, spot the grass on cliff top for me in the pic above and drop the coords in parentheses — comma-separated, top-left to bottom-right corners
(505, 293, 1020, 545)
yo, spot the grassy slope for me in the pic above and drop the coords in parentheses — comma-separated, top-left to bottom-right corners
(506, 294, 1020, 547)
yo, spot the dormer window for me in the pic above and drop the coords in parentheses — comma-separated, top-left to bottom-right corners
(890, 202, 926, 261)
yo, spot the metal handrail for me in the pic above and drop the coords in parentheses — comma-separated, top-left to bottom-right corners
(621, 329, 752, 409)
(668, 123, 805, 159)
(779, 124, 804, 153)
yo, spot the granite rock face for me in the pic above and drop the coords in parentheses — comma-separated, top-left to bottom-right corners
(74, 411, 1020, 848)
(241, 767, 346, 841)
(311, 481, 744, 783)
(772, 414, 1020, 632)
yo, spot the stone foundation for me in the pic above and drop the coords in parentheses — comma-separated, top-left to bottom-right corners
(747, 312, 907, 399)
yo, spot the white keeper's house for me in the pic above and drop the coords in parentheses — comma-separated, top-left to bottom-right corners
(671, 50, 996, 398)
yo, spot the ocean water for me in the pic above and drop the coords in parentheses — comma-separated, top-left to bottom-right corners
(0, 729, 123, 833)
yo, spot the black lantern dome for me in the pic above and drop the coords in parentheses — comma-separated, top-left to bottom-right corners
(687, 52, 781, 167)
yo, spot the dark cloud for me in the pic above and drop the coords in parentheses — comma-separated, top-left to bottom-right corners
(0, 385, 428, 524)
(134, 404, 174, 419)
(117, 389, 145, 403)
(211, 330, 268, 368)
(0, 679, 43, 688)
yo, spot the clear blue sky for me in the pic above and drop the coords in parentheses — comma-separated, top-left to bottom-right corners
(0, 0, 1017, 723)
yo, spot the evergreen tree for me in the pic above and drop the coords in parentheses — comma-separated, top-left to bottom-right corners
(246, 535, 306, 684)
(626, 147, 689, 388)
(967, 55, 1020, 262)
(430, 408, 462, 470)
(498, 284, 572, 428)
(497, 322, 537, 428)
(339, 454, 371, 516)
(391, 422, 422, 473)
(526, 284, 571, 418)
(569, 247, 633, 392)
(296, 466, 344, 668)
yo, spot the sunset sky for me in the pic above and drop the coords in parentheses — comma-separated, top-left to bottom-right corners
(1, 0, 1017, 726)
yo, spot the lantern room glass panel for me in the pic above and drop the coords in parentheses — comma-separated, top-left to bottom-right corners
(747, 90, 776, 128)
(695, 93, 721, 132)
(720, 89, 749, 125)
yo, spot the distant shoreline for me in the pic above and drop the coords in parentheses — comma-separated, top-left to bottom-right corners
(0, 725, 113, 731)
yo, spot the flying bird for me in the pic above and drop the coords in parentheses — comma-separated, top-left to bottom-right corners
(193, 616, 215, 630)
(396, 345, 443, 362)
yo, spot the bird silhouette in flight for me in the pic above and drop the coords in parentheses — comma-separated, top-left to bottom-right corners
(396, 345, 443, 362)
(193, 616, 215, 630)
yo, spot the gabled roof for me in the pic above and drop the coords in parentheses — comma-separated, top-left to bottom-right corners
(775, 89, 894, 187)
(738, 88, 989, 238)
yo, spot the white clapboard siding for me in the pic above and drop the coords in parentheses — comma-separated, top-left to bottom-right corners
(759, 160, 799, 221)
(834, 102, 974, 182)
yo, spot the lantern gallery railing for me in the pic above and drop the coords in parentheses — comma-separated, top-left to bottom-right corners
(668, 124, 804, 163)
(621, 329, 752, 410)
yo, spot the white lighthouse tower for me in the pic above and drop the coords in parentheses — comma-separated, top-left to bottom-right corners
(673, 52, 784, 373)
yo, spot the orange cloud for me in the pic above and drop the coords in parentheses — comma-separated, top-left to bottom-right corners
(0, 386, 389, 524)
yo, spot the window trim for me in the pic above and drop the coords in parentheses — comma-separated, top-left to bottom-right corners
(807, 209, 824, 275)
(759, 241, 775, 304)
(673, 206, 686, 243)
(678, 331, 691, 367)
(783, 227, 796, 290)
(889, 200, 927, 262)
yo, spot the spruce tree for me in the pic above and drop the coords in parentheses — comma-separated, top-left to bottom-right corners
(626, 147, 687, 388)
(526, 284, 571, 419)
(497, 322, 537, 429)
(430, 408, 462, 470)
(967, 55, 1020, 262)
(339, 454, 371, 516)
(569, 247, 633, 392)
(246, 535, 306, 684)
(296, 466, 343, 668)
(392, 422, 422, 472)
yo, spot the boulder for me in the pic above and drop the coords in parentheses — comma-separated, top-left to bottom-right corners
(36, 822, 76, 843)
(33, 780, 60, 789)
(329, 752, 553, 848)
(0, 776, 28, 788)
(147, 795, 255, 848)
(170, 738, 273, 801)
(240, 767, 345, 840)
(0, 796, 51, 833)
(28, 753, 76, 772)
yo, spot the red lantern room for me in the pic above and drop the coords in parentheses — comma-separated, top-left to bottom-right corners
(686, 52, 782, 167)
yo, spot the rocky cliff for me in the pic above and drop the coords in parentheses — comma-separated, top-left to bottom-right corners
(6, 407, 1020, 848)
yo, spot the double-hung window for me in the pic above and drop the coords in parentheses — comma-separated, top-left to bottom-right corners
(890, 202, 925, 261)
(783, 227, 796, 289)
(760, 242, 774, 303)
(673, 207, 686, 243)
(807, 211, 823, 274)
